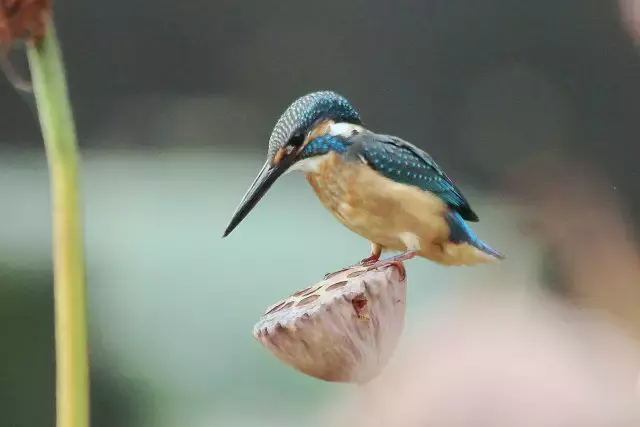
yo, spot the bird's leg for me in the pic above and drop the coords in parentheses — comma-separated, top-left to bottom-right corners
(323, 242, 383, 280)
(378, 250, 419, 264)
(359, 242, 382, 265)
(365, 250, 420, 280)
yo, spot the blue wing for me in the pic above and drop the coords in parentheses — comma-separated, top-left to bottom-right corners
(346, 131, 479, 222)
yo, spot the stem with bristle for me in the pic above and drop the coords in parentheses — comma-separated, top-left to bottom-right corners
(27, 17, 89, 427)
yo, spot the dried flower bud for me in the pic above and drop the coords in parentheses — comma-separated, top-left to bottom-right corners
(253, 264, 407, 384)
(0, 0, 50, 44)
(0, 0, 51, 91)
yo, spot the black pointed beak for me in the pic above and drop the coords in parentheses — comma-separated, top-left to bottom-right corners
(222, 151, 296, 238)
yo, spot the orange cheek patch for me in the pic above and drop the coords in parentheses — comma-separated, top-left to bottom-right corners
(272, 147, 286, 166)
(306, 120, 333, 141)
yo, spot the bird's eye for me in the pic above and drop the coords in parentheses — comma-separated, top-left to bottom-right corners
(288, 132, 305, 147)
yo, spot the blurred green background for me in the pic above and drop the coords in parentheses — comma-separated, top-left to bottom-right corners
(0, 143, 535, 427)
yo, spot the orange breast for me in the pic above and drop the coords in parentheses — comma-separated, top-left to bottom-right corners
(305, 152, 500, 266)
(305, 152, 452, 254)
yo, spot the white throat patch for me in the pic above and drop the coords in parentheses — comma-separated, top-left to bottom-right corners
(285, 122, 363, 174)
(286, 154, 331, 174)
(328, 122, 363, 138)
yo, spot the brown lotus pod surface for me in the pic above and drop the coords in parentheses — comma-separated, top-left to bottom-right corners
(253, 263, 407, 384)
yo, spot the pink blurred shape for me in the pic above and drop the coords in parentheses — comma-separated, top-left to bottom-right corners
(323, 291, 640, 427)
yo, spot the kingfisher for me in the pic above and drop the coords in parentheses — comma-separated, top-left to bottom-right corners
(223, 91, 504, 273)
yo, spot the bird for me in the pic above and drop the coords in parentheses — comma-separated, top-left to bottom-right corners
(222, 90, 504, 275)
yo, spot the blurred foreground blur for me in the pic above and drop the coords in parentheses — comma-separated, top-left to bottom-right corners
(325, 288, 640, 427)
(322, 164, 640, 427)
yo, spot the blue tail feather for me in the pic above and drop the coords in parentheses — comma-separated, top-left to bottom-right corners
(445, 211, 505, 260)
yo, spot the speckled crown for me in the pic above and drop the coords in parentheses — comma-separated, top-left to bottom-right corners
(267, 91, 362, 159)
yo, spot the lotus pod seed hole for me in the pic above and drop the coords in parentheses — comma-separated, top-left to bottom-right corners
(326, 280, 349, 291)
(298, 294, 320, 306)
(352, 294, 369, 320)
(347, 269, 367, 278)
(292, 286, 314, 297)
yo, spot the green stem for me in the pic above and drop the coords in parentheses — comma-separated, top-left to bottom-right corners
(27, 18, 89, 427)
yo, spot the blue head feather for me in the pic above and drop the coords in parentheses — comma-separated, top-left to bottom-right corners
(267, 91, 362, 159)
(299, 135, 349, 159)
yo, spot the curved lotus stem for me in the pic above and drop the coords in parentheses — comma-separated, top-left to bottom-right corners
(27, 17, 89, 427)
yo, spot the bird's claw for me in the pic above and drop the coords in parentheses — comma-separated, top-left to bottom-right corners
(323, 259, 377, 280)
(379, 250, 419, 263)
(362, 251, 419, 280)
(358, 255, 380, 266)
(370, 260, 407, 280)
(324, 251, 418, 281)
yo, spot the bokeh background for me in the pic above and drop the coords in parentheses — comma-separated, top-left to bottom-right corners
(2, 1, 640, 426)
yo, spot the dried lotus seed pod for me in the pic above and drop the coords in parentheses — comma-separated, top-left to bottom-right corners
(253, 263, 407, 384)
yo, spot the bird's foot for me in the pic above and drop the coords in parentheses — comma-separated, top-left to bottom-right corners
(322, 249, 415, 281)
(371, 260, 406, 280)
(379, 250, 419, 263)
(359, 253, 381, 266)
(323, 254, 382, 280)
(363, 250, 419, 280)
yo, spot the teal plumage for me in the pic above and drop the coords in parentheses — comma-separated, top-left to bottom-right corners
(346, 131, 479, 222)
(224, 90, 504, 266)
